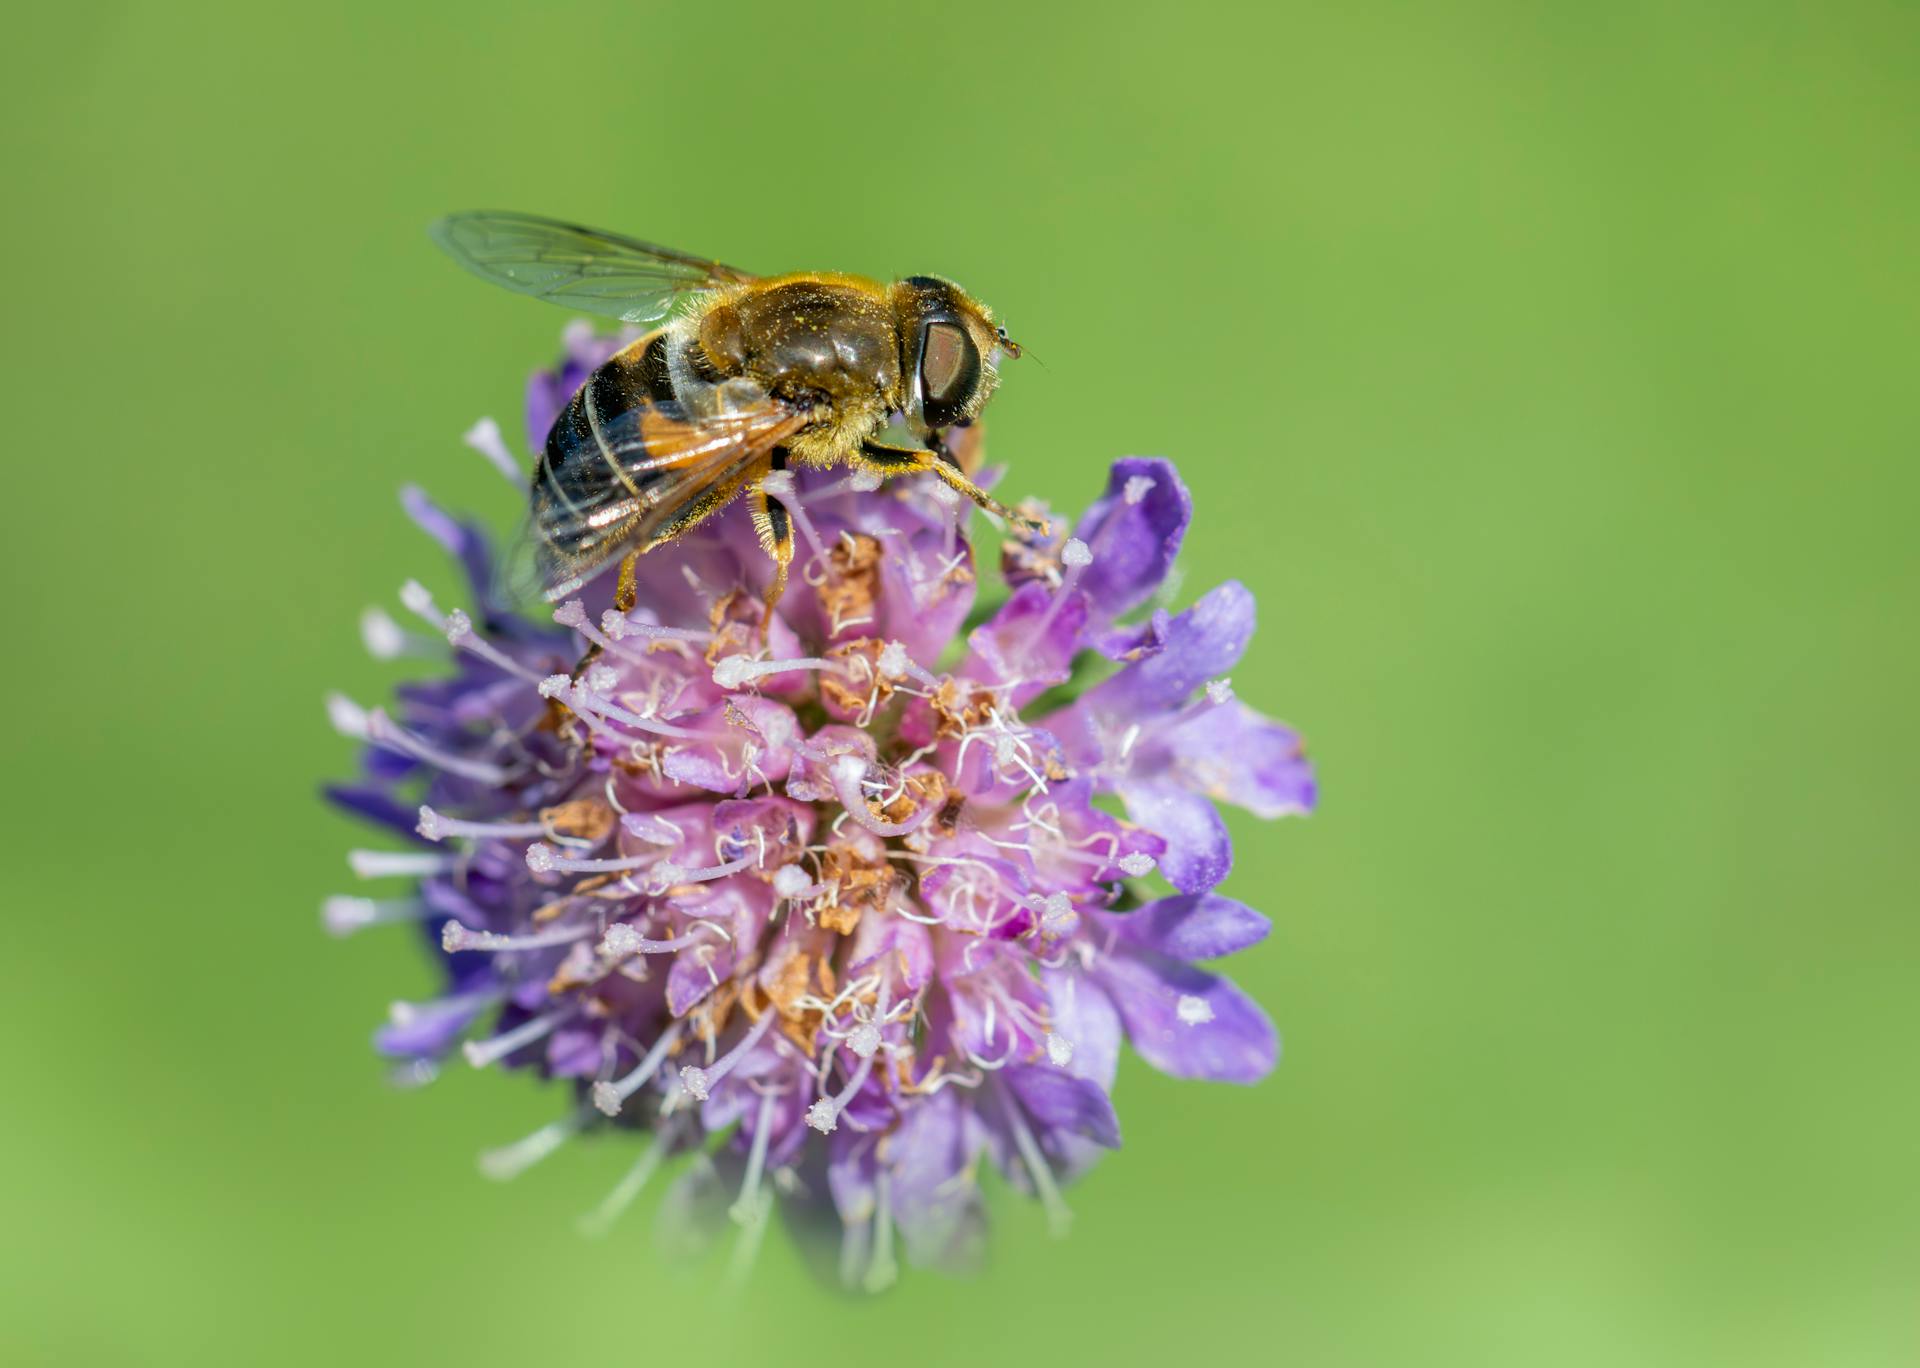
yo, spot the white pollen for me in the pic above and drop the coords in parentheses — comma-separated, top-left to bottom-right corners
(524, 842, 557, 873)
(1047, 1032, 1075, 1067)
(806, 1099, 839, 1134)
(325, 692, 370, 739)
(415, 806, 445, 841)
(711, 654, 756, 690)
(772, 864, 811, 898)
(359, 606, 407, 660)
(443, 607, 474, 643)
(651, 861, 686, 888)
(679, 1065, 712, 1101)
(585, 664, 619, 694)
(848, 469, 882, 492)
(876, 640, 909, 679)
(591, 1082, 622, 1117)
(600, 923, 644, 957)
(1123, 474, 1157, 505)
(1039, 892, 1079, 938)
(1205, 677, 1235, 705)
(538, 674, 571, 700)
(759, 469, 796, 497)
(1118, 852, 1157, 877)
(551, 599, 588, 628)
(1177, 994, 1215, 1025)
(1060, 537, 1093, 568)
(847, 1023, 882, 1058)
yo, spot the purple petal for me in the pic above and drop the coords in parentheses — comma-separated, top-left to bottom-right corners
(1071, 457, 1191, 621)
(888, 1089, 989, 1272)
(1120, 781, 1233, 893)
(962, 580, 1088, 704)
(1104, 892, 1272, 961)
(1095, 951, 1278, 1083)
(1004, 1065, 1122, 1149)
(1082, 580, 1256, 716)
(1040, 967, 1124, 1090)
(1159, 700, 1316, 818)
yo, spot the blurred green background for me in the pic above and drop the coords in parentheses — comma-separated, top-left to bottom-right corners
(4, 2, 1915, 1363)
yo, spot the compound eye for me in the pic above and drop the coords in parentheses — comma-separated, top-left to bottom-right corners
(919, 321, 980, 422)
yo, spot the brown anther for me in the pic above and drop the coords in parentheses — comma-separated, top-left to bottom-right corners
(539, 798, 617, 842)
(816, 533, 882, 635)
(928, 678, 1000, 740)
(821, 637, 893, 718)
(704, 589, 759, 666)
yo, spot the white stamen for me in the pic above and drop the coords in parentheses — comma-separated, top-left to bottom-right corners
(806, 1052, 876, 1134)
(758, 469, 796, 497)
(477, 1110, 583, 1181)
(592, 1022, 683, 1116)
(1205, 677, 1235, 705)
(729, 1090, 779, 1224)
(1047, 1032, 1075, 1067)
(462, 417, 523, 485)
(678, 1009, 775, 1102)
(322, 894, 428, 936)
(415, 806, 550, 843)
(442, 609, 546, 683)
(398, 579, 446, 632)
(1118, 852, 1157, 877)
(1060, 537, 1093, 568)
(578, 1122, 677, 1236)
(599, 611, 710, 645)
(325, 692, 370, 739)
(1002, 1089, 1073, 1237)
(364, 709, 511, 784)
(863, 1169, 898, 1293)
(443, 921, 592, 954)
(1177, 994, 1215, 1025)
(348, 849, 456, 879)
(1123, 474, 1157, 505)
(462, 1006, 571, 1069)
(358, 606, 423, 660)
(712, 653, 846, 691)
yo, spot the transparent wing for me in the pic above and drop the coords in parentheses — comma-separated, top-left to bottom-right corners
(514, 397, 810, 603)
(431, 212, 759, 323)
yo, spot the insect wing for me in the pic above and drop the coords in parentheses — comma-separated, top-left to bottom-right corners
(431, 212, 758, 323)
(523, 397, 808, 602)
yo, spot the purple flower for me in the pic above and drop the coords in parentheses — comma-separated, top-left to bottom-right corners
(325, 329, 1315, 1288)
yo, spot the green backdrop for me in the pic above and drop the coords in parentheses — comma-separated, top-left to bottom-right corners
(5, 3, 1915, 1364)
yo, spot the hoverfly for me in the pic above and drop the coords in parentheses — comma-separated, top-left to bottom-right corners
(430, 212, 1043, 616)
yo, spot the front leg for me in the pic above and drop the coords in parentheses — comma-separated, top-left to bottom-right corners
(854, 440, 1049, 535)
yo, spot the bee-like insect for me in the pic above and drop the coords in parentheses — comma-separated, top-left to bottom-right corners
(430, 212, 1043, 614)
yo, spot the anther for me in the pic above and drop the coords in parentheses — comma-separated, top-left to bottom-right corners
(1118, 852, 1157, 877)
(678, 1009, 775, 1101)
(591, 1022, 683, 1116)
(1047, 1032, 1075, 1067)
(415, 806, 550, 843)
(325, 692, 371, 739)
(806, 1052, 876, 1134)
(1205, 677, 1235, 705)
(1060, 537, 1093, 568)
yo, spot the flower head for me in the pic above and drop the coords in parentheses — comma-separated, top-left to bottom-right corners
(326, 330, 1315, 1287)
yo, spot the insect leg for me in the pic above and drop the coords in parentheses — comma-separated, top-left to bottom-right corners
(749, 483, 795, 635)
(614, 551, 641, 613)
(854, 441, 1049, 536)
